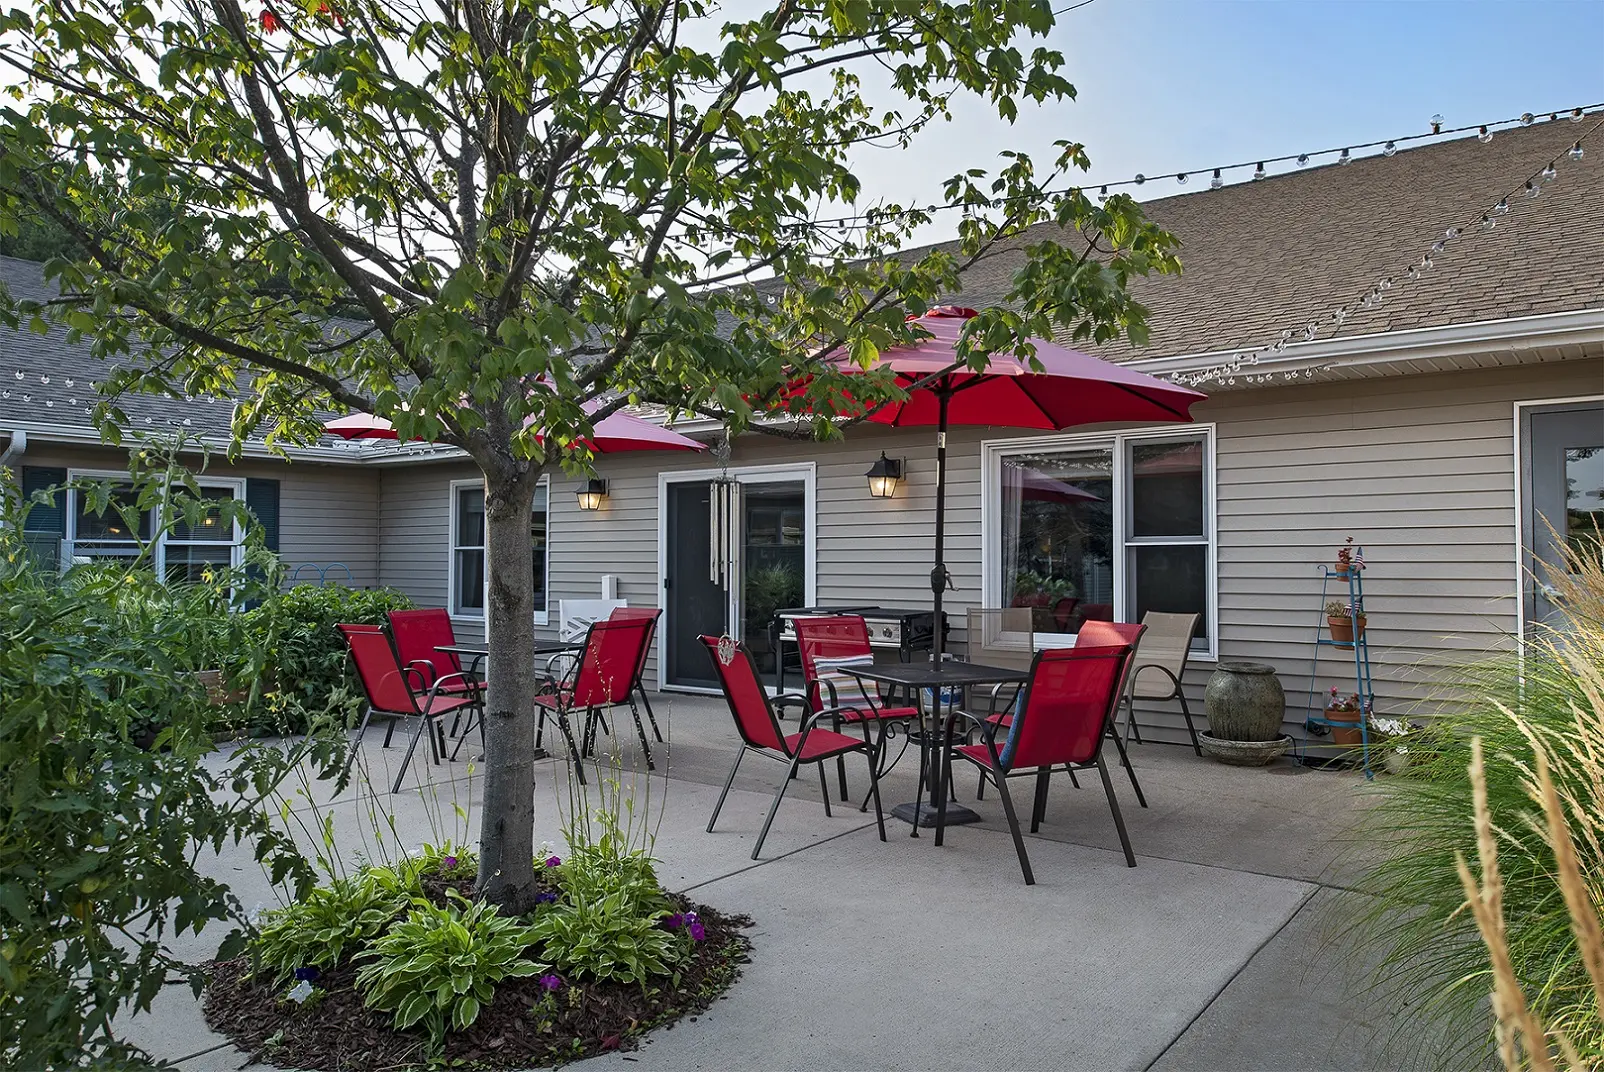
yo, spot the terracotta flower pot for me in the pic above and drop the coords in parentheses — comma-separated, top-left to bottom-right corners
(1327, 615, 1367, 643)
(1325, 707, 1363, 746)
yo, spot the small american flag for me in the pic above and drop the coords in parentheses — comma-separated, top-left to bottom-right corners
(1353, 549, 1366, 570)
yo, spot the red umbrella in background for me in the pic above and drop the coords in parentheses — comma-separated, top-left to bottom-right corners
(1018, 467, 1101, 504)
(806, 305, 1204, 661)
(324, 400, 704, 453)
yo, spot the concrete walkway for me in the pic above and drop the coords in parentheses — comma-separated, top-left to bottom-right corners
(123, 692, 1445, 1071)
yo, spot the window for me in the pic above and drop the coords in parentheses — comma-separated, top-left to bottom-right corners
(65, 472, 244, 579)
(986, 429, 1214, 652)
(450, 479, 549, 624)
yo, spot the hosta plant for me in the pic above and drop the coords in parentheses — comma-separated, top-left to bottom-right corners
(251, 872, 407, 985)
(354, 892, 542, 1045)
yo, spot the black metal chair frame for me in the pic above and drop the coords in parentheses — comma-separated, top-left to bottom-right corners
(702, 639, 888, 860)
(1123, 663, 1203, 755)
(933, 647, 1147, 884)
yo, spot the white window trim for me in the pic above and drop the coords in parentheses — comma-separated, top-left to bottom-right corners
(1512, 394, 1604, 649)
(447, 476, 551, 627)
(64, 468, 245, 575)
(980, 424, 1219, 661)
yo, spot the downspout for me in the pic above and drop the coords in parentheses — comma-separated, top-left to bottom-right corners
(0, 429, 27, 468)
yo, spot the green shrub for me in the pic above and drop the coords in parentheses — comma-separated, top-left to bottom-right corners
(355, 893, 542, 1044)
(0, 468, 325, 1068)
(241, 583, 413, 732)
(526, 886, 682, 986)
(251, 872, 409, 985)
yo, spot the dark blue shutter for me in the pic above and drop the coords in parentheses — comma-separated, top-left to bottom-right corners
(20, 466, 67, 570)
(244, 478, 280, 551)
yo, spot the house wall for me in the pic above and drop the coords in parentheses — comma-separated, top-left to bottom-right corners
(371, 356, 1603, 746)
(2, 443, 383, 587)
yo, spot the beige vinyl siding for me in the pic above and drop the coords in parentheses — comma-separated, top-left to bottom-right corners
(369, 356, 1601, 748)
(5, 444, 382, 587)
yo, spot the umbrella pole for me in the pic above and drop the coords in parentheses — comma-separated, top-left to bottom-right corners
(930, 389, 951, 663)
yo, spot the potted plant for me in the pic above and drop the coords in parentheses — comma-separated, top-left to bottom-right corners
(1333, 535, 1365, 580)
(1324, 687, 1365, 747)
(1325, 599, 1367, 643)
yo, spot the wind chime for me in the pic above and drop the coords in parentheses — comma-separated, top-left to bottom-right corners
(709, 430, 738, 667)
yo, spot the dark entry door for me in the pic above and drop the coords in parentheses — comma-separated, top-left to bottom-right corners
(665, 482, 727, 688)
(1525, 403, 1604, 629)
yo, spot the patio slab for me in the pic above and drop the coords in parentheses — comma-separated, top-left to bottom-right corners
(118, 689, 1425, 1071)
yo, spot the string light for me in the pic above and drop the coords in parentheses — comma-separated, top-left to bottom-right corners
(1521, 113, 1535, 126)
(1338, 148, 1351, 165)
(1176, 173, 1188, 185)
(1479, 125, 1493, 143)
(1166, 116, 1601, 392)
(1430, 114, 1444, 134)
(1252, 162, 1266, 181)
(1382, 140, 1397, 156)
(1296, 153, 1309, 167)
(1210, 168, 1223, 190)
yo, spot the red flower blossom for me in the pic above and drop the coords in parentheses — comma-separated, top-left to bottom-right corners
(259, 9, 282, 32)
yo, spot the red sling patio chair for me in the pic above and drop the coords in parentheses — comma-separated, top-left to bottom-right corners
(606, 606, 665, 744)
(534, 614, 656, 784)
(791, 614, 921, 802)
(934, 641, 1144, 883)
(339, 625, 482, 793)
(699, 635, 886, 860)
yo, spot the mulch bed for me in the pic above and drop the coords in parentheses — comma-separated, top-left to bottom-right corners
(203, 892, 754, 1071)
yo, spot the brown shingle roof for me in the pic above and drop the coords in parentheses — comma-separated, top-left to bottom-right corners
(938, 115, 1604, 362)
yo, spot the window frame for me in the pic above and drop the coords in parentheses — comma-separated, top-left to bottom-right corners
(64, 469, 246, 576)
(980, 424, 1218, 660)
(447, 476, 551, 627)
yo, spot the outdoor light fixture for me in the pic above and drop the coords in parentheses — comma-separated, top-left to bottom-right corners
(576, 478, 608, 511)
(865, 453, 903, 499)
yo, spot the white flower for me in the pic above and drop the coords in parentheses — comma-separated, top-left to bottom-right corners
(287, 979, 314, 1003)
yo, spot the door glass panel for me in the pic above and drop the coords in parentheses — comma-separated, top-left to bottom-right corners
(666, 482, 724, 688)
(998, 449, 1113, 635)
(1565, 446, 1604, 567)
(739, 481, 806, 675)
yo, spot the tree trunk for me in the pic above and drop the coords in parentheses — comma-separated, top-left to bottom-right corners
(474, 463, 541, 912)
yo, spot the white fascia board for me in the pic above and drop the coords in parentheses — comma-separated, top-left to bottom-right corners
(0, 418, 374, 464)
(1121, 308, 1604, 378)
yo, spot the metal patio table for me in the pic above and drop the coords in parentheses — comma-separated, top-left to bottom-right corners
(847, 659, 1028, 834)
(436, 641, 584, 761)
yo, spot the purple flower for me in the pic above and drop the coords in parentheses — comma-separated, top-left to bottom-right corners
(544, 855, 562, 868)
(442, 855, 458, 871)
(665, 912, 685, 929)
(293, 966, 320, 982)
(687, 912, 706, 943)
(534, 891, 558, 905)
(538, 974, 563, 991)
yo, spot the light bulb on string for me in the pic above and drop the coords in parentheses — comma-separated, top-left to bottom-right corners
(1134, 173, 1146, 185)
(1525, 180, 1541, 198)
(1210, 168, 1223, 190)
(1431, 240, 1446, 254)
(1420, 253, 1433, 269)
(1098, 185, 1108, 202)
(1296, 154, 1309, 167)
(1573, 108, 1585, 122)
(1253, 162, 1266, 181)
(1480, 214, 1496, 231)
(1338, 148, 1351, 165)
(1493, 198, 1509, 215)
(1378, 277, 1394, 291)
(1521, 112, 1535, 126)
(1176, 173, 1188, 185)
(1382, 141, 1397, 157)
(1405, 265, 1420, 281)
(1541, 163, 1557, 182)
(1430, 114, 1444, 134)
(1444, 226, 1461, 240)
(1570, 142, 1585, 160)
(1478, 125, 1493, 143)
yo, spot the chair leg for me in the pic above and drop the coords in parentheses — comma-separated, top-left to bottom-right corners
(637, 686, 664, 743)
(392, 715, 432, 794)
(707, 746, 746, 833)
(1031, 768, 1050, 833)
(550, 709, 587, 785)
(1065, 764, 1081, 789)
(626, 696, 655, 771)
(342, 707, 375, 780)
(754, 754, 803, 860)
(1097, 756, 1138, 868)
(1177, 690, 1203, 756)
(993, 765, 1035, 885)
(1109, 730, 1148, 808)
(382, 712, 398, 749)
(535, 707, 547, 752)
(864, 744, 887, 843)
(1126, 694, 1144, 744)
(976, 770, 985, 800)
(817, 764, 833, 817)
(833, 715, 849, 801)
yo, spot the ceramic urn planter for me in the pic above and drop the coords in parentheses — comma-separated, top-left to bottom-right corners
(1200, 661, 1292, 766)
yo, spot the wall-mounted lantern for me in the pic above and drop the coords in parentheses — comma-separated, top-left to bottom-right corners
(576, 478, 609, 511)
(865, 453, 903, 499)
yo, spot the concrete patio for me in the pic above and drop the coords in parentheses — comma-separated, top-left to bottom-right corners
(125, 692, 1454, 1071)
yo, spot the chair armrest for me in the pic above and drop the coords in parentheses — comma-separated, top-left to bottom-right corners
(772, 692, 810, 711)
(405, 658, 440, 685)
(400, 664, 429, 694)
(803, 704, 868, 731)
(1131, 662, 1183, 700)
(982, 680, 1020, 722)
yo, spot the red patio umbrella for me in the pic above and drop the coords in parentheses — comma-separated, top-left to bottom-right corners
(807, 306, 1205, 661)
(324, 400, 704, 453)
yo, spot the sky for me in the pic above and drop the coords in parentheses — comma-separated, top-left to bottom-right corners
(842, 0, 1604, 246)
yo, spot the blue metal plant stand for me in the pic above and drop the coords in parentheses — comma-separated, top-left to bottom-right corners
(1304, 551, 1376, 779)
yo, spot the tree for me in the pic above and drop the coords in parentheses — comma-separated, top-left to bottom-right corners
(0, 0, 1179, 912)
